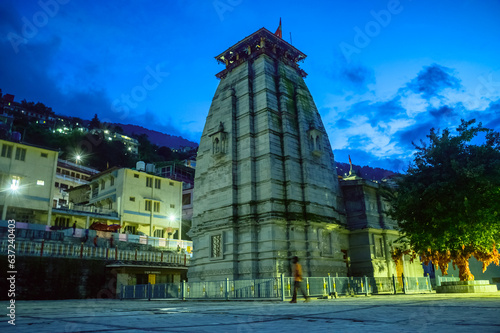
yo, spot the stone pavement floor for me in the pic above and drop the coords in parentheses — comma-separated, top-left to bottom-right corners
(3, 293, 500, 332)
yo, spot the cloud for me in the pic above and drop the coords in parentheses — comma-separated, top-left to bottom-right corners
(328, 52, 375, 94)
(429, 105, 456, 119)
(339, 64, 375, 93)
(483, 99, 500, 129)
(406, 64, 461, 99)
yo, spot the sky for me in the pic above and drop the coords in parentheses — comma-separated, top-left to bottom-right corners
(0, 0, 499, 172)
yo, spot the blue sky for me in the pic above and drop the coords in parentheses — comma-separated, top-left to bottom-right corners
(1, 0, 499, 171)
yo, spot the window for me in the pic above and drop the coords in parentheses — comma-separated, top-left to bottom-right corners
(154, 229, 164, 238)
(145, 200, 152, 211)
(211, 234, 222, 258)
(101, 181, 105, 190)
(110, 177, 114, 186)
(182, 193, 192, 205)
(169, 182, 174, 186)
(154, 202, 160, 212)
(76, 173, 80, 179)
(71, 172, 75, 177)
(170, 204, 175, 209)
(57, 168, 61, 173)
(1, 144, 13, 158)
(375, 237, 385, 258)
(134, 174, 139, 178)
(322, 231, 332, 255)
(146, 177, 153, 187)
(155, 178, 161, 189)
(55, 182, 59, 187)
(129, 197, 135, 202)
(15, 147, 26, 161)
(124, 225, 136, 234)
(41, 153, 48, 158)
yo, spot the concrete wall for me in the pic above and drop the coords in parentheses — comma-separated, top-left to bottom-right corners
(0, 256, 111, 300)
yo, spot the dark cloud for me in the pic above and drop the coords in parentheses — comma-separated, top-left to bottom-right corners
(339, 64, 375, 93)
(0, 1, 21, 33)
(483, 100, 500, 129)
(329, 51, 375, 94)
(346, 97, 406, 126)
(429, 105, 456, 119)
(393, 120, 435, 150)
(406, 63, 461, 99)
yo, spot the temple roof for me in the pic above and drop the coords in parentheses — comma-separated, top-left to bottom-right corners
(214, 27, 308, 79)
(215, 27, 306, 61)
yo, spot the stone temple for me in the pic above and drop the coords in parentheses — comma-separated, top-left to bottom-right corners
(188, 27, 423, 281)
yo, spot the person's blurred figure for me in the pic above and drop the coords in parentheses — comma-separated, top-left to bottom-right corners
(290, 256, 309, 303)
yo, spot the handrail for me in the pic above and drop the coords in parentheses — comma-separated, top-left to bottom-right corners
(0, 240, 189, 266)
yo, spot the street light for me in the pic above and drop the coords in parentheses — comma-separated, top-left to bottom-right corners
(75, 155, 81, 164)
(2, 178, 20, 220)
(10, 178, 19, 191)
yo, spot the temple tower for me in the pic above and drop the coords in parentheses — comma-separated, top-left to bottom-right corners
(189, 27, 349, 281)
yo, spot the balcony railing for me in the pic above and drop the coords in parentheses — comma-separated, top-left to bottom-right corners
(55, 204, 118, 217)
(56, 173, 89, 185)
(0, 240, 189, 266)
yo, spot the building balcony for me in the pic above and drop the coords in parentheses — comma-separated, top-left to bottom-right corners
(56, 173, 88, 185)
(54, 204, 118, 218)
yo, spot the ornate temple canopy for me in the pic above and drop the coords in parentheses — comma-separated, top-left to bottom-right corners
(215, 27, 308, 79)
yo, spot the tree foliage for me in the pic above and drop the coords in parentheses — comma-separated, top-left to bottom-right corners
(387, 119, 500, 280)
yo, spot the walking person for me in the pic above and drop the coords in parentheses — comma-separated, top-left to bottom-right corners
(290, 256, 309, 303)
(93, 235, 98, 248)
(72, 222, 76, 235)
(110, 234, 114, 248)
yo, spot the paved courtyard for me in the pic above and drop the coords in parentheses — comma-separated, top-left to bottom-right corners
(3, 293, 500, 332)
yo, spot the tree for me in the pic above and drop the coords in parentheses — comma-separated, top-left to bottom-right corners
(386, 119, 500, 281)
(89, 114, 101, 130)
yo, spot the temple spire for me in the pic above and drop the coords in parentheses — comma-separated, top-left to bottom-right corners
(274, 18, 282, 38)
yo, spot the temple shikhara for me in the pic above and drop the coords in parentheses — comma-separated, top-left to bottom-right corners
(188, 25, 423, 281)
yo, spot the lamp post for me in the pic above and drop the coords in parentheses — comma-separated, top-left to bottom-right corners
(1, 179, 19, 220)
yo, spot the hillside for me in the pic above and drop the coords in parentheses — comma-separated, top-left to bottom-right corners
(115, 123, 198, 149)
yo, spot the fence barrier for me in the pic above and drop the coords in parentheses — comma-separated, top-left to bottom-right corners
(121, 273, 433, 300)
(0, 240, 189, 266)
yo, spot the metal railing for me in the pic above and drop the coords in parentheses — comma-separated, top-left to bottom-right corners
(121, 274, 433, 300)
(55, 204, 118, 217)
(0, 240, 189, 265)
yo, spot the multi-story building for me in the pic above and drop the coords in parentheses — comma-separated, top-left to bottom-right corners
(69, 167, 183, 238)
(53, 159, 99, 209)
(0, 139, 58, 224)
(90, 129, 139, 155)
(156, 161, 195, 239)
